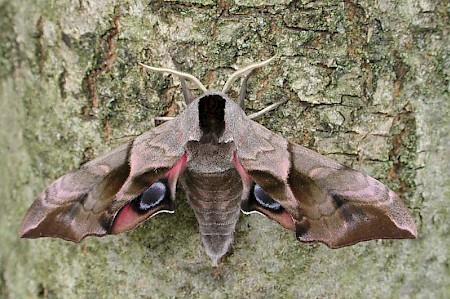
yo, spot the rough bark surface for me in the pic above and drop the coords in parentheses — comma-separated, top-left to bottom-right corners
(0, 0, 448, 298)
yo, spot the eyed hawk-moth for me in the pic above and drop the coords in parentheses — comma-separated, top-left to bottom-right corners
(20, 56, 417, 266)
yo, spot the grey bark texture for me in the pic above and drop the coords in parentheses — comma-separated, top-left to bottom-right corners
(0, 0, 448, 298)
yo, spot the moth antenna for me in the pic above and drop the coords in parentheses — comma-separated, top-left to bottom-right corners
(222, 55, 277, 94)
(248, 99, 288, 120)
(139, 63, 207, 93)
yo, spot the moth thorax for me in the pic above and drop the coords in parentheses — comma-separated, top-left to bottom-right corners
(198, 95, 225, 143)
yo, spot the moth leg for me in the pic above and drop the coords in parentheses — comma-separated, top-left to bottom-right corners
(248, 99, 288, 120)
(180, 77, 195, 104)
(237, 70, 254, 109)
(154, 116, 176, 122)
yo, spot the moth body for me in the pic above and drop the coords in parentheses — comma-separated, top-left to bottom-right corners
(178, 94, 243, 265)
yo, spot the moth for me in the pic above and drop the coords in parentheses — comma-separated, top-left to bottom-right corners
(20, 57, 417, 266)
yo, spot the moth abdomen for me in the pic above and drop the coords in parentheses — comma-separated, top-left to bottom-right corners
(181, 166, 243, 265)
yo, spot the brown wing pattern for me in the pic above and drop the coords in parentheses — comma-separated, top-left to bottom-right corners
(20, 120, 185, 242)
(236, 121, 417, 248)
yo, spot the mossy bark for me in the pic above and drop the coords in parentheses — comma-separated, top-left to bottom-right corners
(0, 0, 448, 297)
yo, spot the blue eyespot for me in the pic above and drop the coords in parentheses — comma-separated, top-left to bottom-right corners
(253, 184, 282, 210)
(131, 180, 168, 214)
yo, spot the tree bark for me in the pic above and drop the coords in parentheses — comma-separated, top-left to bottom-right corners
(0, 0, 448, 297)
